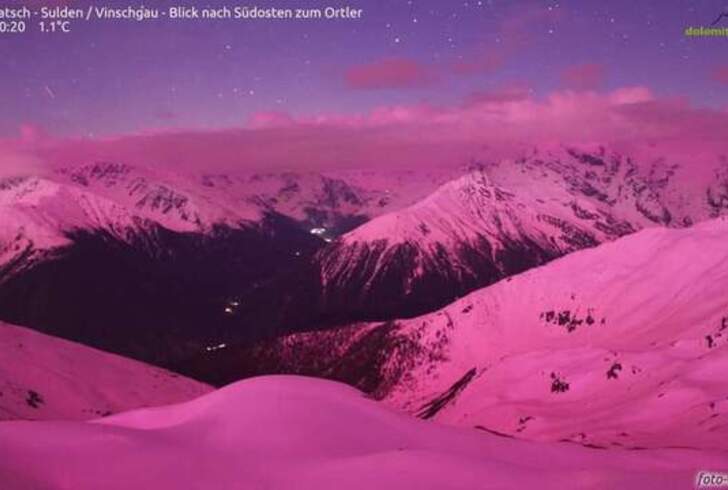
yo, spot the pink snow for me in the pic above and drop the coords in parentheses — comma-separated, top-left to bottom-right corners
(370, 217, 728, 450)
(0, 322, 211, 421)
(0, 375, 723, 490)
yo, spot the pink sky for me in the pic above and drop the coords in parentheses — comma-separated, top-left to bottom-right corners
(3, 85, 728, 176)
(344, 58, 436, 90)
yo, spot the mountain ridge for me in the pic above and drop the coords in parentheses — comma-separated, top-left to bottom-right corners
(0, 320, 211, 421)
(212, 218, 728, 450)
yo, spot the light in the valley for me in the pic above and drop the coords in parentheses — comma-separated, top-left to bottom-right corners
(224, 299, 241, 315)
(205, 343, 227, 352)
(310, 226, 334, 243)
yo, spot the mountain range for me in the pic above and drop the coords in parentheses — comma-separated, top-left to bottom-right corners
(309, 147, 727, 321)
(1, 147, 728, 488)
(1, 149, 727, 381)
(222, 217, 728, 451)
(0, 163, 451, 367)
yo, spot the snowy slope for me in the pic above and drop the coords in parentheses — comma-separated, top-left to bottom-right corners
(484, 146, 728, 227)
(242, 218, 728, 451)
(0, 167, 255, 282)
(0, 175, 154, 283)
(0, 376, 724, 490)
(0, 206, 66, 280)
(310, 147, 728, 322)
(1, 176, 148, 238)
(0, 321, 211, 421)
(314, 167, 638, 319)
(56, 162, 263, 232)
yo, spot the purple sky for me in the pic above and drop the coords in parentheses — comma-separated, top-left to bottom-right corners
(2, 0, 727, 136)
(1, 0, 728, 172)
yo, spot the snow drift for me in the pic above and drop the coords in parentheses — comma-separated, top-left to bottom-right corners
(0, 376, 723, 490)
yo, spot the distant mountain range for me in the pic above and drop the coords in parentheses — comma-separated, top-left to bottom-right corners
(1, 149, 727, 379)
(309, 147, 728, 321)
(0, 162, 450, 367)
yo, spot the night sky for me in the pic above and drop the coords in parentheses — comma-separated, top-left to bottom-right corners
(2, 0, 727, 137)
(2, 0, 728, 172)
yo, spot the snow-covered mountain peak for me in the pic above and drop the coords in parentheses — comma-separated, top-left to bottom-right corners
(0, 176, 62, 206)
(55, 162, 264, 232)
(428, 169, 501, 209)
(483, 145, 727, 228)
(0, 177, 158, 281)
(59, 161, 135, 188)
(348, 168, 613, 259)
(311, 166, 636, 319)
(0, 176, 147, 234)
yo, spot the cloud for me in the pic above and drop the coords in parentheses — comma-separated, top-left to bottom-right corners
(344, 58, 434, 90)
(0, 125, 49, 178)
(561, 63, 607, 90)
(4, 85, 728, 176)
(17, 124, 49, 144)
(344, 5, 564, 84)
(464, 85, 532, 106)
(711, 65, 728, 85)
